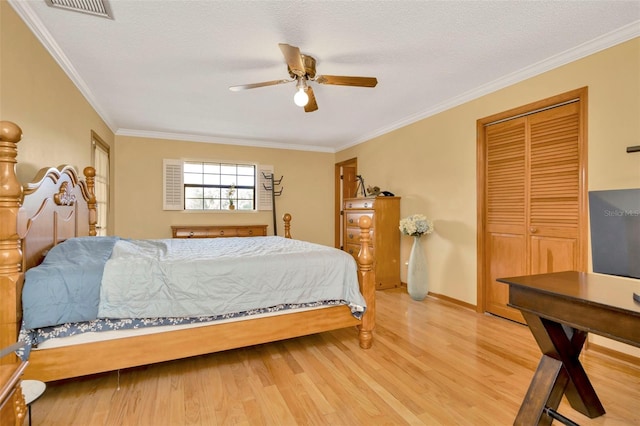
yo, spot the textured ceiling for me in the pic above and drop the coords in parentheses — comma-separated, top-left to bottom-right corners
(9, 1, 640, 152)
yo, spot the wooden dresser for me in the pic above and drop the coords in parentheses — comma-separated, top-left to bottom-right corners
(171, 224, 268, 239)
(343, 197, 401, 290)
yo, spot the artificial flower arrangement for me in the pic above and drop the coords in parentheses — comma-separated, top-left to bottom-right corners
(227, 184, 236, 207)
(399, 214, 434, 237)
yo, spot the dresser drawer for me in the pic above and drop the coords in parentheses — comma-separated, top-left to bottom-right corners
(345, 212, 374, 228)
(208, 228, 239, 238)
(236, 226, 267, 237)
(344, 198, 376, 209)
(345, 243, 374, 260)
(345, 226, 375, 244)
(172, 228, 211, 238)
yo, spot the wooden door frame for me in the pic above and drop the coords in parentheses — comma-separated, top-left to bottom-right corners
(476, 87, 589, 313)
(335, 158, 357, 248)
(91, 130, 110, 236)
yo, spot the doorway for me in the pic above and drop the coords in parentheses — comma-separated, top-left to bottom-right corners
(477, 88, 588, 323)
(334, 158, 358, 249)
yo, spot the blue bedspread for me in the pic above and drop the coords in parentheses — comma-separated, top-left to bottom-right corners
(99, 236, 365, 319)
(19, 236, 366, 351)
(22, 236, 120, 329)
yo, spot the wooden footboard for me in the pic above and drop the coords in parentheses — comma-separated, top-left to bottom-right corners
(0, 120, 376, 382)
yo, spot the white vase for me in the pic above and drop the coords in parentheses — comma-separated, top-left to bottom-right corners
(407, 235, 428, 301)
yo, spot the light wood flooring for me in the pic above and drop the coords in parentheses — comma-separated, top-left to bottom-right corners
(31, 289, 640, 425)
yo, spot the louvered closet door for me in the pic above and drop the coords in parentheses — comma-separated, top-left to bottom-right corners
(528, 102, 581, 273)
(483, 101, 584, 323)
(485, 117, 527, 322)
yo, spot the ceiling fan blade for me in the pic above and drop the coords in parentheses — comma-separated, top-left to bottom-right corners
(279, 43, 306, 77)
(304, 86, 318, 113)
(315, 75, 378, 88)
(229, 79, 293, 91)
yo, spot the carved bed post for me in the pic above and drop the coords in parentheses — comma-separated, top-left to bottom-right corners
(83, 167, 98, 236)
(357, 215, 375, 349)
(0, 121, 24, 354)
(283, 213, 292, 238)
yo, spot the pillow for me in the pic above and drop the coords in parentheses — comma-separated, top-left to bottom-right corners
(22, 236, 120, 329)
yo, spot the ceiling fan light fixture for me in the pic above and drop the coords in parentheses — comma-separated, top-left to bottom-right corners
(231, 43, 378, 113)
(293, 87, 309, 107)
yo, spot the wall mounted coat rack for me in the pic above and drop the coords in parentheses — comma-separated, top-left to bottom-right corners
(262, 172, 284, 235)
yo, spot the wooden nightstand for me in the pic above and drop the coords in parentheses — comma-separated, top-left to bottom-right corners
(171, 225, 268, 239)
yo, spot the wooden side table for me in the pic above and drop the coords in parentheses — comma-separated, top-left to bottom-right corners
(21, 380, 46, 426)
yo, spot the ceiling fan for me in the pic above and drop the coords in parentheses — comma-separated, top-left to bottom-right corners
(229, 43, 378, 113)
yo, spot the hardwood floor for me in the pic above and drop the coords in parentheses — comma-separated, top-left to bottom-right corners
(31, 289, 639, 425)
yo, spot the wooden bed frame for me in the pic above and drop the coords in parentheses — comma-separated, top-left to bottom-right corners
(0, 121, 375, 382)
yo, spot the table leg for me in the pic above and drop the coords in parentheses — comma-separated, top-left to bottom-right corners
(515, 354, 567, 425)
(515, 312, 606, 424)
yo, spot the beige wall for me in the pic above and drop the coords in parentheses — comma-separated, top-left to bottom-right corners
(4, 0, 638, 355)
(337, 38, 640, 356)
(0, 2, 114, 182)
(338, 38, 640, 303)
(114, 135, 335, 244)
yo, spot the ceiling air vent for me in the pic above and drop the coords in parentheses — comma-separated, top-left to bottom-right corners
(44, 0, 113, 19)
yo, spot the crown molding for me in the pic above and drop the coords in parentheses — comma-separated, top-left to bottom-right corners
(8, 0, 118, 133)
(337, 21, 640, 152)
(116, 129, 335, 153)
(10, 0, 638, 153)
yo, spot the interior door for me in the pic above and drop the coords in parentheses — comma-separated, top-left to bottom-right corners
(342, 165, 358, 199)
(528, 103, 582, 274)
(479, 91, 587, 323)
(335, 158, 358, 248)
(484, 118, 527, 322)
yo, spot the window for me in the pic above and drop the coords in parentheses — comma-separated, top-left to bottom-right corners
(184, 162, 255, 210)
(163, 159, 273, 212)
(92, 131, 109, 235)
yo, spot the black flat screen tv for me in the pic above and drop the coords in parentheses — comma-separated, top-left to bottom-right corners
(588, 188, 640, 280)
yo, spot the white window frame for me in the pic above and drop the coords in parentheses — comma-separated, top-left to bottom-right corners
(163, 159, 273, 211)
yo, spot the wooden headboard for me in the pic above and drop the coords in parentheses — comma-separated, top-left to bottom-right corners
(0, 121, 97, 352)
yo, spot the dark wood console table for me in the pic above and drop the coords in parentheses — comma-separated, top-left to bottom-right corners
(498, 271, 640, 425)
